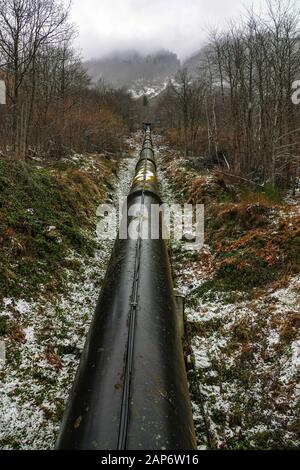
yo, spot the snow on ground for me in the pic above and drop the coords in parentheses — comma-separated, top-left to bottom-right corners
(184, 278, 300, 449)
(129, 79, 169, 100)
(0, 139, 139, 450)
(1, 132, 298, 450)
(154, 134, 300, 449)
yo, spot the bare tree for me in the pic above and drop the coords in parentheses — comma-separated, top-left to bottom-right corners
(0, 0, 72, 157)
(158, 0, 300, 189)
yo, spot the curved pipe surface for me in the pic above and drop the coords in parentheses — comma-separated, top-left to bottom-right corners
(56, 126, 196, 450)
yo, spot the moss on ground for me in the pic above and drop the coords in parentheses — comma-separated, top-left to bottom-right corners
(0, 155, 116, 300)
(161, 149, 299, 295)
(159, 143, 300, 450)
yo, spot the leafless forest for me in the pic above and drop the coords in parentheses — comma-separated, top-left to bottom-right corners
(0, 0, 299, 191)
(0, 0, 299, 452)
(156, 0, 300, 190)
(0, 0, 140, 160)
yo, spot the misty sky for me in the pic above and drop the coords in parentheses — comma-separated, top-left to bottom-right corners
(69, 0, 266, 60)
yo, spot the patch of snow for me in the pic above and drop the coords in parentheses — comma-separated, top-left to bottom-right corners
(0, 136, 141, 450)
(192, 340, 211, 369)
(156, 133, 300, 449)
(15, 300, 31, 315)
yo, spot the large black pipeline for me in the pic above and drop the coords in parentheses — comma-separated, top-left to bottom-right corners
(56, 126, 196, 450)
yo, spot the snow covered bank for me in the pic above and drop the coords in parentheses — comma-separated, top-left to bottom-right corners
(155, 134, 300, 449)
(0, 140, 139, 449)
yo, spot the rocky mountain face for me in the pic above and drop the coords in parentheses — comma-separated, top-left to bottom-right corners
(84, 49, 206, 99)
(84, 50, 180, 98)
(182, 49, 203, 77)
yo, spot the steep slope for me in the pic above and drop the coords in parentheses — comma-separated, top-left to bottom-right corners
(155, 134, 300, 450)
(85, 49, 180, 95)
(0, 136, 141, 449)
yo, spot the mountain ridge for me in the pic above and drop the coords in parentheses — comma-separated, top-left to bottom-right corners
(84, 49, 180, 88)
(84, 48, 202, 99)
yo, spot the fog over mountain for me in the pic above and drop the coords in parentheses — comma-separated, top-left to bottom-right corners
(70, 0, 265, 61)
(182, 49, 206, 77)
(83, 47, 211, 99)
(85, 50, 180, 89)
(77, 0, 267, 96)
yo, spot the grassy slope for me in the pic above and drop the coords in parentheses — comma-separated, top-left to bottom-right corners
(0, 155, 116, 301)
(158, 141, 300, 449)
(0, 153, 118, 448)
(163, 156, 299, 298)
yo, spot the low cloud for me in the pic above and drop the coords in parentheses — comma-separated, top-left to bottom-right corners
(69, 0, 266, 60)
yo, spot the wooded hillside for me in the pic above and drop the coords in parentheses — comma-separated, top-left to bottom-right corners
(0, 0, 140, 161)
(156, 0, 300, 191)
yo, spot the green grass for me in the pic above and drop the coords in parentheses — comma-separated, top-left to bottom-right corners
(0, 316, 9, 335)
(240, 183, 283, 203)
(164, 155, 300, 451)
(0, 157, 112, 300)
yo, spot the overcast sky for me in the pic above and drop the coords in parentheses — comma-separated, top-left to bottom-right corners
(69, 0, 266, 60)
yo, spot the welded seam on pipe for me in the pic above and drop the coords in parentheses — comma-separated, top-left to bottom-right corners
(117, 135, 149, 450)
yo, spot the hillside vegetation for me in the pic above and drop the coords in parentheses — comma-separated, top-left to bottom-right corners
(0, 155, 116, 301)
(157, 137, 300, 449)
(0, 139, 141, 449)
(156, 0, 300, 192)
